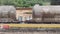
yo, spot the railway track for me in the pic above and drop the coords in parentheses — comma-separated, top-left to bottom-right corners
(0, 24, 60, 34)
(0, 31, 60, 34)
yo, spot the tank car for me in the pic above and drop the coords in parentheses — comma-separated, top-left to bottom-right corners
(0, 6, 19, 23)
(25, 4, 60, 24)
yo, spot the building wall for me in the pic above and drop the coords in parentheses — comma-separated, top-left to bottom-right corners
(16, 9, 32, 21)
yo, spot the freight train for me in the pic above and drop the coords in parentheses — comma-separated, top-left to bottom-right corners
(1, 5, 60, 24)
(25, 4, 60, 24)
(0, 6, 20, 23)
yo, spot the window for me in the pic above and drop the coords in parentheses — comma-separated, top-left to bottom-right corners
(18, 16, 22, 21)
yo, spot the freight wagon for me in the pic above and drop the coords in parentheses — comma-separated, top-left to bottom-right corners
(25, 4, 60, 24)
(0, 6, 20, 23)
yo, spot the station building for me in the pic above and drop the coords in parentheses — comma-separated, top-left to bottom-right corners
(16, 8, 32, 22)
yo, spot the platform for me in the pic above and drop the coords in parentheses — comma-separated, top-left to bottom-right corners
(0, 24, 60, 28)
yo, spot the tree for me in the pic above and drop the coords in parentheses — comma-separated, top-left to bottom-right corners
(51, 0, 60, 5)
(0, 0, 50, 7)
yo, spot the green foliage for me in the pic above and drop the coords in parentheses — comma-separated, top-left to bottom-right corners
(0, 0, 50, 7)
(51, 0, 60, 5)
